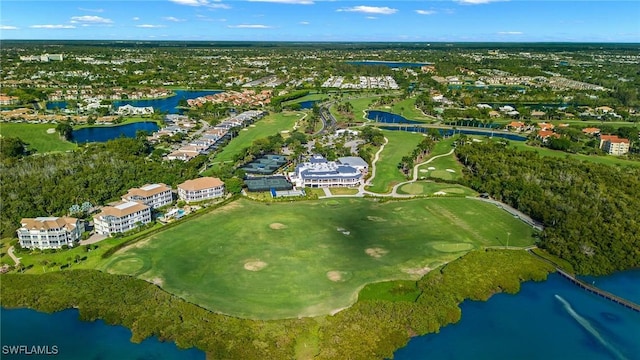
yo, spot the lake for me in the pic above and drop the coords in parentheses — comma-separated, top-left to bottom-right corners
(0, 308, 205, 360)
(394, 270, 640, 360)
(346, 60, 430, 68)
(72, 121, 159, 143)
(46, 90, 222, 114)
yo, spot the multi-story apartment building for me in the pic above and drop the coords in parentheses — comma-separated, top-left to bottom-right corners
(94, 201, 151, 236)
(599, 135, 630, 155)
(177, 177, 225, 203)
(123, 183, 173, 209)
(16, 217, 83, 249)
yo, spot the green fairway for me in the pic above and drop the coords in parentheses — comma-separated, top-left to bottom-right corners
(397, 182, 477, 196)
(100, 197, 535, 320)
(385, 97, 433, 122)
(0, 123, 77, 153)
(366, 130, 424, 193)
(203, 111, 302, 174)
(418, 153, 464, 181)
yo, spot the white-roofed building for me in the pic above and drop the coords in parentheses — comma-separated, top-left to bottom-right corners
(94, 201, 151, 236)
(123, 183, 172, 209)
(289, 155, 363, 188)
(16, 217, 83, 249)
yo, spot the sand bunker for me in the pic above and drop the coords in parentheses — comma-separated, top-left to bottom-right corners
(419, 169, 429, 173)
(367, 216, 386, 222)
(269, 223, 287, 230)
(46, 128, 56, 134)
(365, 247, 389, 258)
(403, 266, 432, 276)
(446, 169, 456, 173)
(327, 271, 343, 282)
(244, 260, 268, 271)
(434, 191, 447, 196)
(151, 277, 164, 286)
(336, 227, 350, 235)
(428, 166, 436, 170)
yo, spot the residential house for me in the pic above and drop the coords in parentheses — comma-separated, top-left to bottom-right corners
(289, 155, 363, 188)
(94, 201, 151, 236)
(16, 217, 83, 249)
(538, 122, 555, 131)
(0, 95, 19, 106)
(178, 177, 225, 203)
(599, 135, 630, 155)
(537, 130, 560, 143)
(506, 121, 526, 132)
(582, 127, 601, 136)
(123, 183, 172, 209)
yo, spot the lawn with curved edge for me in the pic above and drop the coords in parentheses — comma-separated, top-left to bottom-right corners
(100, 197, 535, 320)
(397, 182, 477, 196)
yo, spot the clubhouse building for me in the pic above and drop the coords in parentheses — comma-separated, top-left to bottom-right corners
(94, 200, 151, 236)
(123, 183, 173, 209)
(177, 177, 225, 203)
(16, 217, 83, 249)
(289, 155, 365, 188)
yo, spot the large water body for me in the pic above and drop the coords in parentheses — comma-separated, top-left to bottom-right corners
(394, 271, 640, 360)
(47, 90, 221, 114)
(71, 121, 159, 143)
(0, 308, 205, 360)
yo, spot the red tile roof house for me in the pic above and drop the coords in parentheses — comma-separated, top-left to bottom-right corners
(582, 127, 601, 136)
(537, 130, 561, 142)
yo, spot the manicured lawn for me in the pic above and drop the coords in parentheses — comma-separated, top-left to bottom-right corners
(0, 123, 77, 153)
(397, 182, 477, 197)
(366, 130, 424, 193)
(329, 187, 359, 195)
(100, 197, 536, 320)
(418, 153, 464, 181)
(385, 97, 433, 122)
(284, 93, 329, 104)
(509, 141, 640, 167)
(203, 111, 303, 174)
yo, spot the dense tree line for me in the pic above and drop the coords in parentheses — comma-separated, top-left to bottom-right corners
(0, 249, 553, 359)
(0, 138, 204, 238)
(457, 141, 640, 275)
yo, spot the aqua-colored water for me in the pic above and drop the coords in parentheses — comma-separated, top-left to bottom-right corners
(0, 308, 205, 360)
(298, 100, 318, 109)
(72, 121, 159, 143)
(46, 90, 221, 114)
(394, 271, 640, 360)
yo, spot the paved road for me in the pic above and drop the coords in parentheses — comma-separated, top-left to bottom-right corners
(7, 246, 21, 266)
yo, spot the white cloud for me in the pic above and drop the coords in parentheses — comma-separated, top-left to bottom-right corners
(30, 24, 76, 29)
(78, 7, 104, 13)
(248, 0, 314, 4)
(299, 21, 310, 25)
(70, 16, 113, 24)
(416, 9, 436, 15)
(455, 0, 506, 4)
(132, 17, 140, 21)
(0, 25, 19, 30)
(168, 0, 230, 8)
(498, 31, 523, 35)
(366, 16, 377, 20)
(227, 24, 273, 28)
(163, 16, 186, 22)
(337, 6, 398, 15)
(136, 24, 166, 28)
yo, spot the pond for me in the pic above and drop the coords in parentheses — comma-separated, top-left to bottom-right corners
(72, 121, 159, 143)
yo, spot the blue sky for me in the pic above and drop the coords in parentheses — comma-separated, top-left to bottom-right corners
(1, 0, 638, 42)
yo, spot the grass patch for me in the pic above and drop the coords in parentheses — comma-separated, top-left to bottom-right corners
(397, 182, 477, 196)
(203, 111, 302, 175)
(358, 280, 421, 302)
(531, 248, 575, 274)
(418, 153, 464, 181)
(385, 97, 433, 122)
(329, 187, 359, 195)
(366, 130, 424, 193)
(100, 197, 535, 320)
(0, 123, 77, 153)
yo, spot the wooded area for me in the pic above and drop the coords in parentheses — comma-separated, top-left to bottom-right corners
(457, 141, 640, 275)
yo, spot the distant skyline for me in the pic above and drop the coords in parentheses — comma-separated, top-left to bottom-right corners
(1, 1, 639, 42)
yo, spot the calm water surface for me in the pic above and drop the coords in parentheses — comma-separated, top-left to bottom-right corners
(0, 308, 205, 360)
(394, 271, 640, 360)
(72, 121, 159, 143)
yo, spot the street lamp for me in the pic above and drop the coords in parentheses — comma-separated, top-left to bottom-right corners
(506, 232, 511, 249)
